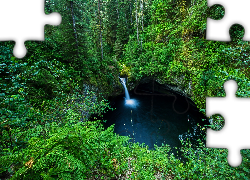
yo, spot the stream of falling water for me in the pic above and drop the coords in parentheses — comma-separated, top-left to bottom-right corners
(119, 77, 138, 108)
(120, 77, 130, 100)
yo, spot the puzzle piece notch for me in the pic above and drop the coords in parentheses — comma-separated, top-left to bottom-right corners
(0, 0, 61, 58)
(206, 79, 250, 167)
(206, 0, 250, 41)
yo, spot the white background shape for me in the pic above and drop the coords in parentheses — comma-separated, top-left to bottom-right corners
(207, 0, 250, 41)
(206, 80, 250, 167)
(0, 0, 61, 58)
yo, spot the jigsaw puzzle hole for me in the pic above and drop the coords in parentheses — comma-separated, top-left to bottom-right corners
(229, 24, 245, 42)
(208, 4, 225, 20)
(13, 41, 27, 59)
(209, 114, 225, 131)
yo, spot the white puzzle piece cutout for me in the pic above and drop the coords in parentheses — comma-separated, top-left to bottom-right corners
(207, 0, 250, 41)
(0, 0, 61, 58)
(206, 79, 250, 167)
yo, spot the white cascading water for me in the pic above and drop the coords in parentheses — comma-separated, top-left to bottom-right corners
(120, 77, 130, 100)
(119, 77, 138, 108)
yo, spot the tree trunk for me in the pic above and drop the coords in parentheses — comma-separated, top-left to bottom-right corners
(141, 0, 144, 31)
(140, 0, 143, 50)
(130, 0, 132, 25)
(125, 13, 129, 30)
(140, 37, 143, 50)
(70, 1, 79, 55)
(98, 0, 104, 60)
(116, 0, 119, 19)
(135, 0, 140, 46)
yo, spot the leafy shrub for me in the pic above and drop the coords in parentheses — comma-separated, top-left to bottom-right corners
(1, 120, 128, 179)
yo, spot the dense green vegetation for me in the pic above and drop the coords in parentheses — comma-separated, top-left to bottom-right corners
(1, 0, 250, 179)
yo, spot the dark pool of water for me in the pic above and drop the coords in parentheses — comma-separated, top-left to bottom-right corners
(98, 81, 209, 157)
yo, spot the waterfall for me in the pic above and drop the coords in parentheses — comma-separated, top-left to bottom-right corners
(120, 77, 130, 100)
(119, 77, 138, 108)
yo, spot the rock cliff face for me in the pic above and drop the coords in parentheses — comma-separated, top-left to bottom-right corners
(89, 75, 198, 111)
(124, 76, 194, 99)
(121, 76, 202, 114)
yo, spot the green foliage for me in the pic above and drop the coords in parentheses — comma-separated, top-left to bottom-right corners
(208, 4, 225, 20)
(3, 120, 249, 179)
(0, 45, 113, 178)
(1, 120, 130, 179)
(1, 0, 250, 179)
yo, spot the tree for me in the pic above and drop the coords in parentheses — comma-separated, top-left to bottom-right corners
(98, 0, 104, 60)
(70, 0, 79, 55)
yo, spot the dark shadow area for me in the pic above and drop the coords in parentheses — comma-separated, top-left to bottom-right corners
(94, 80, 209, 161)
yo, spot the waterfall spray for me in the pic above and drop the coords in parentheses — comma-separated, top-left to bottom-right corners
(119, 77, 138, 108)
